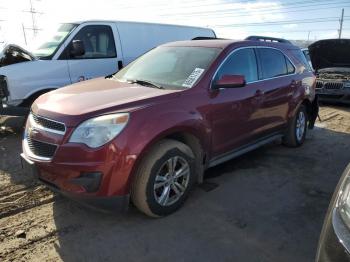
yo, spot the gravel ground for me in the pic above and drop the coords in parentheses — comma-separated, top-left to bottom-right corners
(0, 105, 349, 262)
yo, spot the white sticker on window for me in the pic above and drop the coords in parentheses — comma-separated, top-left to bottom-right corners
(182, 68, 205, 88)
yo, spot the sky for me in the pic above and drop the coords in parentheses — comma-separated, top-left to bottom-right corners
(0, 0, 349, 47)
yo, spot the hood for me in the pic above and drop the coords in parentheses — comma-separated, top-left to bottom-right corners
(32, 77, 181, 126)
(0, 44, 36, 67)
(309, 39, 350, 71)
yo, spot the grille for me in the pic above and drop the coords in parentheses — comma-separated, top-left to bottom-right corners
(0, 76, 9, 98)
(31, 113, 66, 133)
(324, 82, 344, 90)
(26, 135, 58, 158)
(315, 81, 324, 89)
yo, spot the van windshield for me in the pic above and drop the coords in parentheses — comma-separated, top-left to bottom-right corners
(32, 23, 77, 58)
(113, 46, 221, 89)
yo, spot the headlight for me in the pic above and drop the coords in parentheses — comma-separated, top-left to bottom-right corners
(337, 165, 350, 228)
(69, 113, 129, 148)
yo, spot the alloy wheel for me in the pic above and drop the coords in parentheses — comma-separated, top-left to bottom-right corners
(296, 111, 306, 142)
(153, 156, 190, 206)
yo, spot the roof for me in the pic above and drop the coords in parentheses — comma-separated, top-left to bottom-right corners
(163, 39, 299, 50)
(69, 20, 212, 31)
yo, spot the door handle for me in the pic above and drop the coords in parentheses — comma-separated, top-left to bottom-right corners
(255, 89, 264, 96)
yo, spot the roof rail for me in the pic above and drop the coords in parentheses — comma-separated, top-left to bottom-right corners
(245, 35, 292, 44)
(192, 37, 218, 40)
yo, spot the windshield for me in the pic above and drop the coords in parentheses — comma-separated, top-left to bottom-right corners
(113, 46, 221, 89)
(32, 23, 77, 58)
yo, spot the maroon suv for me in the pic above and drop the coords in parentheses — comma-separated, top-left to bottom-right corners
(21, 37, 318, 217)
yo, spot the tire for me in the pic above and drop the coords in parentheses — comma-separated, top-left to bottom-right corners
(131, 139, 195, 217)
(282, 105, 308, 147)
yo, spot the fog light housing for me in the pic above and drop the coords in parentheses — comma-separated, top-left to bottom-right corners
(70, 172, 102, 193)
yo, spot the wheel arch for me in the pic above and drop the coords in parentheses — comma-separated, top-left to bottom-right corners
(301, 96, 319, 129)
(19, 88, 57, 107)
(127, 128, 208, 193)
(289, 94, 318, 130)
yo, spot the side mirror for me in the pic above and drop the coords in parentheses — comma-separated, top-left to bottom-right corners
(70, 40, 85, 57)
(213, 75, 246, 89)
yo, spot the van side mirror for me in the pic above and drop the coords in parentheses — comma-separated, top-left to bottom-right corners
(213, 75, 246, 89)
(70, 40, 85, 57)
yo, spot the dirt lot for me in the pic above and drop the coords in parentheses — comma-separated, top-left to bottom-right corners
(0, 105, 349, 262)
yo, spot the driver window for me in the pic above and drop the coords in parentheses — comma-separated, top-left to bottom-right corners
(215, 48, 258, 83)
(68, 25, 116, 59)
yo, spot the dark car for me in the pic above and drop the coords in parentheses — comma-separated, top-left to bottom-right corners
(316, 164, 350, 262)
(309, 39, 350, 103)
(21, 37, 318, 217)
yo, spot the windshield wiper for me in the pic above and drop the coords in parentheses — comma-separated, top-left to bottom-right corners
(127, 79, 164, 89)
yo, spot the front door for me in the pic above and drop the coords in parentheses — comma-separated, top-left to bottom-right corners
(61, 24, 120, 83)
(209, 47, 265, 157)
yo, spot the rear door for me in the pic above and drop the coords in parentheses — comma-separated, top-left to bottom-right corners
(60, 23, 122, 83)
(210, 47, 266, 156)
(255, 47, 296, 133)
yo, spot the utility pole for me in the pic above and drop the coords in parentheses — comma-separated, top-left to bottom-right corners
(307, 31, 311, 42)
(22, 23, 27, 45)
(23, 0, 43, 38)
(339, 8, 344, 39)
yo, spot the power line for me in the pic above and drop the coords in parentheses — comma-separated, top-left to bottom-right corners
(160, 4, 350, 19)
(113, 0, 347, 13)
(157, 0, 346, 12)
(214, 17, 350, 27)
(157, 0, 350, 16)
(250, 28, 349, 33)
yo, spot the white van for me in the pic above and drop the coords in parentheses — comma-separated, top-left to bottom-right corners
(0, 20, 216, 115)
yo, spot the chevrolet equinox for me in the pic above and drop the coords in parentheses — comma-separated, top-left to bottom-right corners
(21, 37, 319, 217)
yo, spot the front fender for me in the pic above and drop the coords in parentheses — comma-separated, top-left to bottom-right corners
(0, 59, 71, 101)
(118, 107, 211, 191)
(128, 110, 210, 157)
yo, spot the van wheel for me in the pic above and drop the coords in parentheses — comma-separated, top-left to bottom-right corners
(131, 139, 195, 217)
(283, 105, 308, 147)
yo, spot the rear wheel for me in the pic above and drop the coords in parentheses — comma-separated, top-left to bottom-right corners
(283, 105, 308, 147)
(131, 139, 195, 217)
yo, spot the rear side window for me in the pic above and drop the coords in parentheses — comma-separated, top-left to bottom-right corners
(258, 48, 288, 79)
(68, 25, 116, 59)
(291, 49, 312, 71)
(214, 48, 258, 83)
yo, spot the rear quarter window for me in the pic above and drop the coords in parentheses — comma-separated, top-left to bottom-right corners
(290, 49, 312, 72)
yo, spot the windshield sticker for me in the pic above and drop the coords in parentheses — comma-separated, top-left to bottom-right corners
(182, 68, 205, 88)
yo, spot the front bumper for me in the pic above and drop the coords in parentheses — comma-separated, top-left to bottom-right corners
(40, 177, 130, 212)
(316, 86, 350, 104)
(0, 101, 29, 116)
(0, 75, 28, 116)
(21, 137, 136, 212)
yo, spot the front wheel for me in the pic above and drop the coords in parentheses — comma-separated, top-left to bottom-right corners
(131, 139, 195, 217)
(282, 105, 308, 147)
